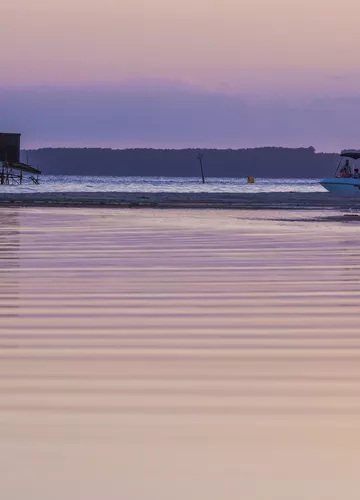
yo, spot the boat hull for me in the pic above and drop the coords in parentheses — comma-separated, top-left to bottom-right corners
(320, 178, 360, 194)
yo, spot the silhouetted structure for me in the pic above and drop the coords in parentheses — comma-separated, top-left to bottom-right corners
(197, 153, 205, 183)
(0, 133, 21, 163)
(0, 133, 41, 185)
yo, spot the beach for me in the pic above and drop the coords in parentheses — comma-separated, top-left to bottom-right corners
(0, 190, 360, 210)
(1, 206, 360, 499)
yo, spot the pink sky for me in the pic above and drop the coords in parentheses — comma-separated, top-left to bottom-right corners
(2, 0, 360, 95)
(1, 0, 360, 150)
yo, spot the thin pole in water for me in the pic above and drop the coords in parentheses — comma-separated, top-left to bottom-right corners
(197, 153, 205, 184)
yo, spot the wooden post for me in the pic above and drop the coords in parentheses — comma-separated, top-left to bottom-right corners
(197, 153, 205, 184)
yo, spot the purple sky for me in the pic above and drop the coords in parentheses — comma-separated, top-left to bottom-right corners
(1, 0, 360, 151)
(1, 83, 359, 152)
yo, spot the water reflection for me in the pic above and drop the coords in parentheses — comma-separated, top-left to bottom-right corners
(0, 210, 19, 317)
(1, 208, 360, 500)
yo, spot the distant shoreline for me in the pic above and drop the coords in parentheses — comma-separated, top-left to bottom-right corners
(21, 147, 338, 178)
(0, 192, 358, 210)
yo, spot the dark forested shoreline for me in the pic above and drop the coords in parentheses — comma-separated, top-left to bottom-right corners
(22, 147, 339, 178)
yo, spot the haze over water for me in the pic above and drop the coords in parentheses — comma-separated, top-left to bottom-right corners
(1, 207, 360, 499)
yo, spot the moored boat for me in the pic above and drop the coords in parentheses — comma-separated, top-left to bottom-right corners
(320, 150, 360, 194)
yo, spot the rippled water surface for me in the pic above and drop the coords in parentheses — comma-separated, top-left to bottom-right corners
(1, 175, 325, 193)
(1, 207, 360, 500)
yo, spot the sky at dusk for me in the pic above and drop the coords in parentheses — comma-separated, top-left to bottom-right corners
(1, 0, 360, 150)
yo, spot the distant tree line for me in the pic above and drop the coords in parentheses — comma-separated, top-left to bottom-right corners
(21, 147, 339, 178)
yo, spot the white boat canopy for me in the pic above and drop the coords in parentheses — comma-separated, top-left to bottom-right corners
(340, 149, 360, 160)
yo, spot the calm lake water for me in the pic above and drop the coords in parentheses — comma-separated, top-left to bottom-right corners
(0, 175, 326, 193)
(1, 207, 360, 500)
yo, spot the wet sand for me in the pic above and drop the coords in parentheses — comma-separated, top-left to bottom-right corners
(1, 190, 360, 210)
(1, 207, 360, 499)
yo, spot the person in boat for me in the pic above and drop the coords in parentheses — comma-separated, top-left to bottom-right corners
(344, 160, 352, 177)
(354, 168, 360, 179)
(339, 160, 352, 178)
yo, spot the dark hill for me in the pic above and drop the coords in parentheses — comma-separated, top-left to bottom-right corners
(22, 147, 339, 178)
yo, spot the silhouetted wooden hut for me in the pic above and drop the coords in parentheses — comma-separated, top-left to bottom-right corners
(0, 133, 41, 185)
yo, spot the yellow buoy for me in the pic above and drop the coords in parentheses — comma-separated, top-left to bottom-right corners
(247, 176, 255, 184)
